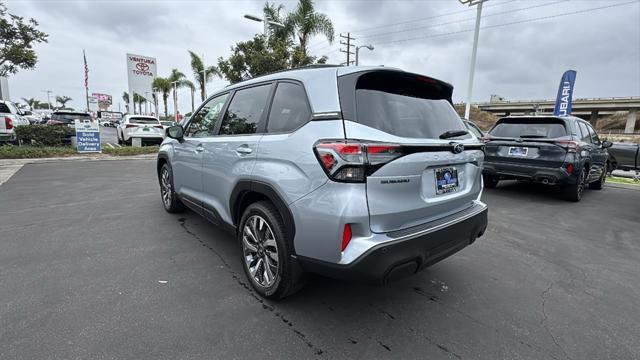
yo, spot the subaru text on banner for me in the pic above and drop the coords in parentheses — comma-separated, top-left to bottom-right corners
(157, 65, 488, 299)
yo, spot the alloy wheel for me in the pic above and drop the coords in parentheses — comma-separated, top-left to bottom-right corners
(160, 167, 172, 208)
(242, 215, 279, 288)
(577, 169, 586, 199)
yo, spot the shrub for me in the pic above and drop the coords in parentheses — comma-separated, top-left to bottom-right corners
(14, 125, 74, 146)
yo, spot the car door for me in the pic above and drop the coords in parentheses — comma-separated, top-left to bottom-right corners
(585, 122, 608, 181)
(171, 100, 220, 213)
(201, 83, 273, 226)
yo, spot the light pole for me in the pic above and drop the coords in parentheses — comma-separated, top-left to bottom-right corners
(243, 13, 285, 35)
(202, 53, 207, 100)
(41, 90, 52, 110)
(459, 0, 488, 120)
(171, 81, 180, 121)
(355, 45, 374, 66)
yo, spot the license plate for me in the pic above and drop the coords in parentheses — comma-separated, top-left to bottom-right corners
(509, 146, 528, 156)
(435, 167, 459, 195)
(143, 127, 150, 131)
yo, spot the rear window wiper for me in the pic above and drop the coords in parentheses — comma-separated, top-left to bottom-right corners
(439, 129, 468, 139)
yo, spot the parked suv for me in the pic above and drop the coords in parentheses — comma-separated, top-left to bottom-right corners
(482, 116, 612, 201)
(157, 66, 488, 299)
(0, 100, 29, 143)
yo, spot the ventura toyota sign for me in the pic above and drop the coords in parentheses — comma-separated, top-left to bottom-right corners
(126, 53, 156, 114)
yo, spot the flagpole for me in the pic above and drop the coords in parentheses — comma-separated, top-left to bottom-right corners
(83, 50, 90, 112)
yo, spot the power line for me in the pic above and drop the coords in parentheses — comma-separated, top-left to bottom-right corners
(372, 1, 637, 46)
(351, 0, 517, 35)
(359, 0, 567, 41)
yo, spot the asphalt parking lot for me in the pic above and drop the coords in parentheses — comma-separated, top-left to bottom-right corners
(1, 160, 639, 360)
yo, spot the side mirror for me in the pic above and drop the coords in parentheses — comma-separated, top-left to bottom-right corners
(602, 140, 613, 148)
(166, 125, 184, 141)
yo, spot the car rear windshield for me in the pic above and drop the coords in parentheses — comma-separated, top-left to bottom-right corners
(52, 113, 91, 122)
(130, 117, 159, 124)
(353, 72, 467, 139)
(489, 118, 567, 138)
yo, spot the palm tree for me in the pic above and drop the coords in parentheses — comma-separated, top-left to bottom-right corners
(122, 92, 130, 113)
(133, 93, 146, 114)
(285, 0, 334, 67)
(152, 77, 172, 118)
(56, 95, 72, 109)
(188, 51, 219, 102)
(168, 69, 187, 117)
(21, 97, 41, 109)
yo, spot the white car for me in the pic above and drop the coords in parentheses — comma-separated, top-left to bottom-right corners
(0, 100, 29, 143)
(116, 115, 164, 145)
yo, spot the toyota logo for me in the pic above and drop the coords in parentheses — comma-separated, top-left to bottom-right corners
(452, 143, 465, 154)
(136, 62, 149, 72)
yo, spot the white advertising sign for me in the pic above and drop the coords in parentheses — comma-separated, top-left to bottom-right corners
(88, 95, 99, 112)
(126, 53, 156, 114)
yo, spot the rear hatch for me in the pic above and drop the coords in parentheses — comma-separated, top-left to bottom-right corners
(336, 70, 484, 233)
(485, 117, 571, 168)
(127, 117, 164, 136)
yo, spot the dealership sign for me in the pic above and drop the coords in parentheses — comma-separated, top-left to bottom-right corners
(75, 119, 101, 153)
(126, 53, 156, 113)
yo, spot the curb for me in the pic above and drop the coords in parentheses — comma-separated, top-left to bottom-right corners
(0, 154, 157, 166)
(605, 182, 640, 191)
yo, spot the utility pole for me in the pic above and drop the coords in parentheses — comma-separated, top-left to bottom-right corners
(41, 90, 52, 110)
(339, 33, 356, 66)
(459, 0, 488, 120)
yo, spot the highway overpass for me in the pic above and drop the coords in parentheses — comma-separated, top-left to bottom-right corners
(475, 97, 640, 133)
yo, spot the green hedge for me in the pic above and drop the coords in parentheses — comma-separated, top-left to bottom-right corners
(14, 125, 74, 146)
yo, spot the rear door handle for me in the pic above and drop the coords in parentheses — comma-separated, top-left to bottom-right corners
(236, 145, 253, 155)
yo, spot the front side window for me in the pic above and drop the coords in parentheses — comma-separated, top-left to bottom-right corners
(267, 82, 311, 133)
(185, 93, 229, 137)
(586, 123, 601, 145)
(219, 84, 271, 135)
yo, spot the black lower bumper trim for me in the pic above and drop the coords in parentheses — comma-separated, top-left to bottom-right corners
(297, 206, 488, 285)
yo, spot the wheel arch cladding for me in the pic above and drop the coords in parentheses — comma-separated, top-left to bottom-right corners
(231, 180, 296, 246)
(157, 154, 168, 179)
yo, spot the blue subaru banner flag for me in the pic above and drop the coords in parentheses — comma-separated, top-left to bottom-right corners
(553, 70, 577, 116)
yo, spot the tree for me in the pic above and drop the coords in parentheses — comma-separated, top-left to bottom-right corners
(285, 0, 334, 67)
(152, 77, 171, 118)
(188, 51, 219, 102)
(21, 97, 41, 109)
(122, 92, 129, 113)
(133, 93, 146, 114)
(167, 69, 187, 115)
(0, 3, 48, 77)
(217, 33, 290, 84)
(55, 95, 72, 109)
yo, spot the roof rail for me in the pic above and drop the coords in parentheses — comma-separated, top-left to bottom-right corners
(227, 64, 343, 86)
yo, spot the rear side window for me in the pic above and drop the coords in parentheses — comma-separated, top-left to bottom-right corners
(577, 122, 591, 143)
(267, 82, 311, 133)
(489, 118, 567, 138)
(219, 84, 271, 135)
(352, 72, 466, 139)
(0, 103, 11, 113)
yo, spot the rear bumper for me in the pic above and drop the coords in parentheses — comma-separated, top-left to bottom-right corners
(0, 132, 16, 142)
(297, 202, 487, 285)
(483, 160, 577, 185)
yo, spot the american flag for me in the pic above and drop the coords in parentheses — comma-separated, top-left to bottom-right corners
(83, 50, 89, 88)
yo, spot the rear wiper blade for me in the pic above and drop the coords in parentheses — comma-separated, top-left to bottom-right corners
(439, 129, 468, 139)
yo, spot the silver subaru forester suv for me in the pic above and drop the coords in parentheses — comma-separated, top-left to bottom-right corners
(157, 65, 488, 299)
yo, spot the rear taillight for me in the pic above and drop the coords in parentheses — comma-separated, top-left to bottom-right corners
(314, 140, 402, 182)
(5, 117, 13, 130)
(154, 125, 164, 129)
(126, 124, 138, 128)
(341, 224, 352, 252)
(555, 140, 579, 153)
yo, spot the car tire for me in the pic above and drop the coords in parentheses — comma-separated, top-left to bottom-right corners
(117, 131, 123, 145)
(483, 174, 499, 189)
(159, 163, 185, 213)
(563, 167, 586, 202)
(589, 164, 607, 190)
(239, 201, 305, 300)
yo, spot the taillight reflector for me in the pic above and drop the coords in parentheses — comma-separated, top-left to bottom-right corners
(5, 117, 13, 130)
(341, 224, 352, 252)
(555, 140, 579, 153)
(154, 125, 164, 129)
(314, 141, 402, 183)
(566, 163, 574, 174)
(126, 124, 138, 128)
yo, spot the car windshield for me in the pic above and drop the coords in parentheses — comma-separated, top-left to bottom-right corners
(489, 118, 567, 138)
(130, 117, 159, 124)
(354, 72, 469, 139)
(52, 113, 91, 122)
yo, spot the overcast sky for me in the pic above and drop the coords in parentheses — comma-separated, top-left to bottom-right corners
(6, 0, 640, 113)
